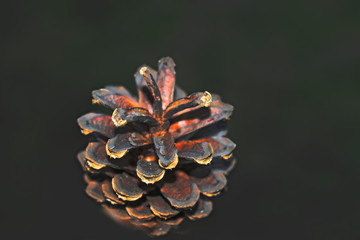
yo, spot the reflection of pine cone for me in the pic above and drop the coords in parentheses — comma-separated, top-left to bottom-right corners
(77, 57, 236, 236)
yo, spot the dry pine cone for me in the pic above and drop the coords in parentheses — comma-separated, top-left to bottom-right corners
(77, 57, 236, 236)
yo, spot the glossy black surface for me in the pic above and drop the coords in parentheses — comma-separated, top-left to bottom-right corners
(2, 1, 359, 239)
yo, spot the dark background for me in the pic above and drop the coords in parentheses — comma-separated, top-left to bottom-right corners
(1, 1, 359, 239)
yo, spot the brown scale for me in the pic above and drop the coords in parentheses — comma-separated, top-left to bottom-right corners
(125, 199, 155, 220)
(160, 170, 200, 209)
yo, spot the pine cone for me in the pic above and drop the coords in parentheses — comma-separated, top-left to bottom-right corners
(77, 57, 236, 236)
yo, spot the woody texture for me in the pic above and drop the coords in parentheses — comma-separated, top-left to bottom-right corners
(77, 57, 236, 236)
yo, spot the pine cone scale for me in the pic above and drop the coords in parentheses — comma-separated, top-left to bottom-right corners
(77, 113, 115, 138)
(136, 155, 165, 184)
(125, 199, 155, 221)
(157, 57, 176, 109)
(189, 168, 227, 197)
(160, 171, 200, 209)
(112, 172, 145, 201)
(101, 179, 125, 205)
(152, 131, 178, 169)
(146, 194, 180, 219)
(92, 88, 140, 109)
(186, 196, 213, 220)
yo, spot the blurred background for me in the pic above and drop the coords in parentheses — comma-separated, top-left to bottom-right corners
(1, 0, 359, 239)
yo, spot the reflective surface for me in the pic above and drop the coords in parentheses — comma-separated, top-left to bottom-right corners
(2, 1, 359, 239)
